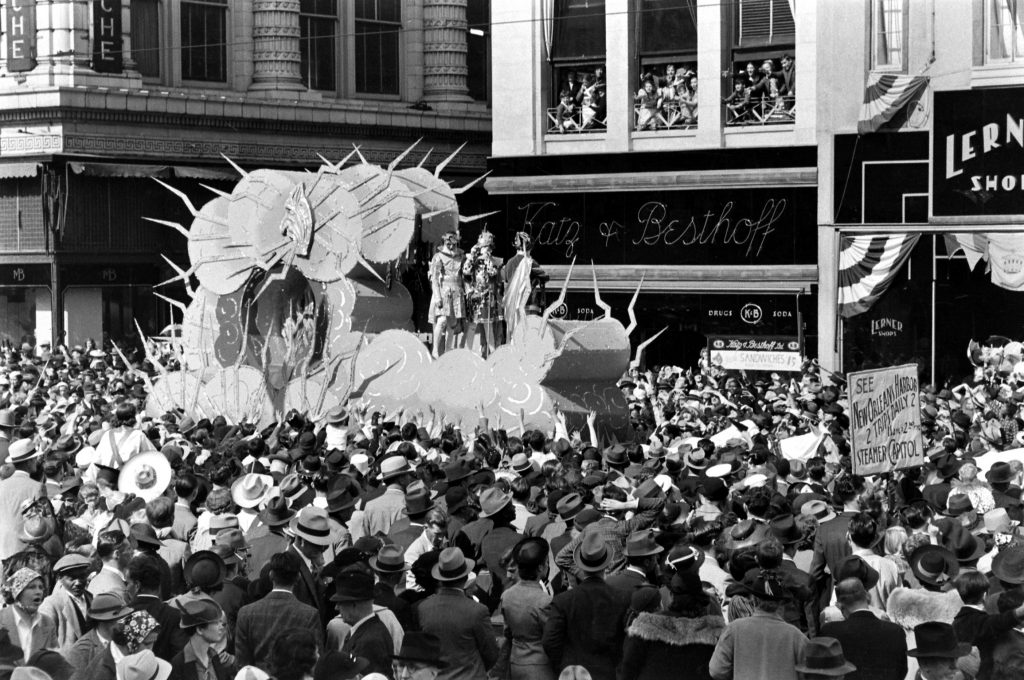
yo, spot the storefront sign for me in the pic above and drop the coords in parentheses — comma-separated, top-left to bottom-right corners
(934, 88, 1024, 217)
(496, 188, 815, 266)
(849, 364, 924, 476)
(6, 0, 37, 72)
(0, 263, 49, 286)
(707, 336, 802, 372)
(92, 0, 123, 73)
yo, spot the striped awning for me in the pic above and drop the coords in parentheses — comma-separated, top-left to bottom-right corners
(857, 73, 930, 135)
(838, 234, 920, 318)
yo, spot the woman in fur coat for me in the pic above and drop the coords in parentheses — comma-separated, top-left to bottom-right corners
(620, 570, 726, 680)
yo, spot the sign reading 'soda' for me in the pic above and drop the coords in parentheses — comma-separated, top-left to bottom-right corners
(849, 364, 924, 476)
(934, 88, 1024, 217)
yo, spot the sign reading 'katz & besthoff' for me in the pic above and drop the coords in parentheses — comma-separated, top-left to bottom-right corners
(934, 88, 1024, 217)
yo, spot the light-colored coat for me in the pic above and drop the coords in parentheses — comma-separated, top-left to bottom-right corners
(0, 471, 43, 561)
(0, 606, 59, 662)
(39, 581, 90, 654)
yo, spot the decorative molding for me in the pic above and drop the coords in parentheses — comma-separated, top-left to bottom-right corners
(0, 134, 64, 155)
(485, 168, 818, 194)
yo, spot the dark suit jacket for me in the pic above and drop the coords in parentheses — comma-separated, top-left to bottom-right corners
(342, 615, 394, 679)
(809, 511, 856, 610)
(418, 587, 500, 680)
(235, 590, 323, 670)
(523, 513, 552, 538)
(605, 568, 649, 599)
(170, 643, 234, 680)
(820, 610, 908, 680)
(256, 545, 330, 627)
(375, 582, 414, 632)
(133, 594, 188, 661)
(541, 576, 631, 680)
(953, 605, 1020, 680)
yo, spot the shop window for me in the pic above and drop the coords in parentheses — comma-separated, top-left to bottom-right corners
(181, 0, 228, 82)
(729, 0, 795, 127)
(986, 0, 1024, 63)
(0, 287, 42, 348)
(131, 0, 160, 78)
(634, 0, 698, 132)
(466, 0, 489, 102)
(300, 0, 338, 91)
(547, 0, 606, 134)
(870, 0, 906, 71)
(355, 0, 401, 95)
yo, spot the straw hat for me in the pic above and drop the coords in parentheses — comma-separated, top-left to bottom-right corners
(231, 473, 274, 509)
(118, 452, 172, 502)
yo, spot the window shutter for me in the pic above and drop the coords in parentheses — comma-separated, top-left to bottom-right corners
(772, 0, 795, 38)
(740, 0, 772, 44)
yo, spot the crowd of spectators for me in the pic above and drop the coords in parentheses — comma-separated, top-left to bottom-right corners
(633, 63, 698, 131)
(552, 67, 607, 133)
(724, 55, 796, 125)
(1, 336, 1024, 679)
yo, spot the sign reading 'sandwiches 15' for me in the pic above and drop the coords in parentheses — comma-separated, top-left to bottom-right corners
(934, 88, 1024, 217)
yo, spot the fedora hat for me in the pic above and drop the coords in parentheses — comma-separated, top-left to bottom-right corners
(794, 637, 857, 676)
(603, 444, 627, 467)
(986, 461, 1015, 485)
(722, 519, 770, 553)
(116, 650, 171, 680)
(908, 622, 971, 659)
(993, 544, 1024, 585)
(624, 529, 663, 558)
(184, 550, 226, 590)
(8, 439, 41, 464)
(510, 453, 534, 476)
(178, 599, 223, 628)
(330, 570, 375, 602)
(685, 449, 709, 470)
(325, 404, 348, 425)
(392, 632, 447, 669)
(326, 483, 359, 514)
(280, 474, 315, 510)
(379, 455, 412, 482)
(231, 473, 274, 509)
(800, 500, 837, 524)
(556, 493, 585, 520)
(369, 544, 409, 573)
(257, 496, 295, 528)
(573, 532, 611, 573)
(444, 460, 473, 484)
(477, 487, 512, 519)
(289, 506, 336, 546)
(944, 494, 973, 517)
(88, 592, 133, 621)
(129, 523, 164, 549)
(118, 452, 171, 502)
(0, 410, 15, 429)
(769, 514, 804, 546)
(431, 547, 475, 582)
(950, 530, 987, 563)
(909, 544, 959, 587)
(403, 486, 435, 517)
(835, 555, 879, 589)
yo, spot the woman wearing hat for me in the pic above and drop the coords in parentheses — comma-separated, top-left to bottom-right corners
(621, 570, 726, 680)
(500, 538, 554, 680)
(170, 599, 235, 680)
(78, 610, 162, 680)
(0, 568, 57, 662)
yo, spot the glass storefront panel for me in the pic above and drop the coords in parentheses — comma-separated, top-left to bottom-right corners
(0, 286, 45, 347)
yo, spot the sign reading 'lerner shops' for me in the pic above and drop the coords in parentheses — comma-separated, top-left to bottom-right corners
(934, 88, 1024, 217)
(707, 336, 802, 372)
(849, 364, 924, 476)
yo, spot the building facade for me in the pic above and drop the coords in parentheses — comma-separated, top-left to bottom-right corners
(486, 0, 817, 367)
(818, 0, 1024, 385)
(0, 0, 491, 348)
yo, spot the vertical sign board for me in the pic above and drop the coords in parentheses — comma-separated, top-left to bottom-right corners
(92, 0, 123, 73)
(6, 0, 36, 72)
(849, 364, 924, 476)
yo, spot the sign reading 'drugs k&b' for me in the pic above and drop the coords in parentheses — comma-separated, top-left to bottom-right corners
(934, 88, 1024, 217)
(849, 364, 924, 476)
(707, 336, 802, 372)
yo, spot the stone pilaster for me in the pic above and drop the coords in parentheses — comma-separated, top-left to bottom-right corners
(422, 0, 471, 102)
(249, 0, 304, 92)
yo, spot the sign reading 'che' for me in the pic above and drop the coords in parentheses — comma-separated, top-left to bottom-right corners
(6, 0, 37, 72)
(92, 0, 123, 73)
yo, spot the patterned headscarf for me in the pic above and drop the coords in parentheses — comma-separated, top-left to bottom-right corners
(2, 567, 42, 602)
(116, 611, 160, 653)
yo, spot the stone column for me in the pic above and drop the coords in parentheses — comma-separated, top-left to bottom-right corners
(422, 0, 470, 102)
(249, 0, 304, 92)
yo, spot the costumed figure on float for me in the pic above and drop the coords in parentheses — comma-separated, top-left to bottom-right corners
(429, 231, 466, 358)
(463, 229, 503, 357)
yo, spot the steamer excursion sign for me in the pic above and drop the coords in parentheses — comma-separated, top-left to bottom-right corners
(849, 364, 924, 476)
(934, 88, 1024, 217)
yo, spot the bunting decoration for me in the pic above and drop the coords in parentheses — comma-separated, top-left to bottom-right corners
(838, 234, 920, 318)
(857, 73, 930, 135)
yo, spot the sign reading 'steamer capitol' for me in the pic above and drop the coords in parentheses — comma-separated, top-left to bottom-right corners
(849, 364, 924, 476)
(934, 88, 1024, 217)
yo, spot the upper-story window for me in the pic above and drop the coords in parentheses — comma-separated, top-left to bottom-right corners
(131, 0, 160, 78)
(728, 0, 795, 126)
(300, 0, 338, 90)
(547, 0, 606, 134)
(181, 0, 228, 82)
(466, 0, 490, 102)
(634, 0, 698, 131)
(355, 0, 401, 95)
(986, 0, 1024, 63)
(870, 0, 906, 71)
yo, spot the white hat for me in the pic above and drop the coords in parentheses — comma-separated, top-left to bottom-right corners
(743, 473, 768, 489)
(118, 452, 172, 502)
(350, 453, 370, 476)
(8, 438, 41, 464)
(116, 650, 171, 680)
(231, 473, 274, 509)
(234, 668, 271, 680)
(705, 463, 733, 479)
(76, 446, 98, 469)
